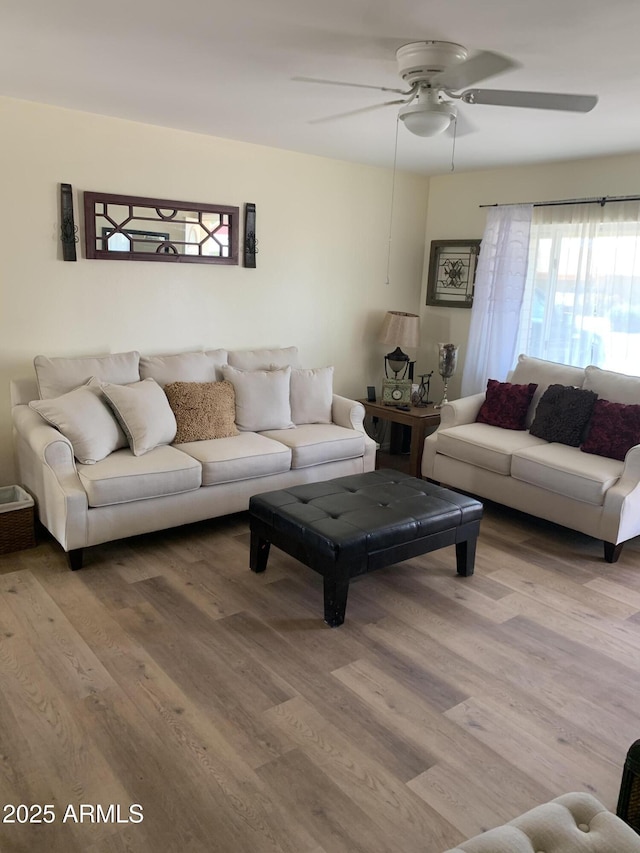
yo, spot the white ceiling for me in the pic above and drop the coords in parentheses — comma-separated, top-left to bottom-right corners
(2, 0, 640, 175)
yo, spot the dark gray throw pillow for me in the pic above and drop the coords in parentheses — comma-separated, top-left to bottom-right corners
(529, 384, 598, 446)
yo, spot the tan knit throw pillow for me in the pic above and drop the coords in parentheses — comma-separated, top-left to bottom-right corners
(164, 380, 239, 443)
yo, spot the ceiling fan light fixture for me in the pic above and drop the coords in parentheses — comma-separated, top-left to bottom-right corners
(398, 101, 455, 137)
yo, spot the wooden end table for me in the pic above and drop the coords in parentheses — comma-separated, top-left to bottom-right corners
(359, 399, 441, 479)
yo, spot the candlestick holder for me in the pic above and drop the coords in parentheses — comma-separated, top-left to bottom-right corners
(411, 372, 433, 407)
(434, 343, 459, 409)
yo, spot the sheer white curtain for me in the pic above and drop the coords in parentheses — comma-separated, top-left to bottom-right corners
(461, 204, 534, 396)
(515, 200, 640, 370)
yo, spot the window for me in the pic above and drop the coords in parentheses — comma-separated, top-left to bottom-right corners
(515, 200, 640, 370)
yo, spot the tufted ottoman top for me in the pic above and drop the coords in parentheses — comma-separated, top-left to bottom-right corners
(249, 469, 482, 568)
(443, 792, 640, 853)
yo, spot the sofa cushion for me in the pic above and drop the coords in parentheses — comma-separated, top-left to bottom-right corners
(529, 384, 598, 446)
(512, 442, 622, 505)
(476, 379, 538, 430)
(77, 445, 201, 507)
(581, 398, 640, 461)
(34, 351, 140, 399)
(290, 366, 334, 425)
(227, 346, 300, 370)
(260, 424, 367, 469)
(436, 423, 548, 475)
(510, 354, 586, 425)
(101, 378, 177, 456)
(139, 349, 227, 386)
(583, 364, 640, 404)
(176, 433, 291, 485)
(221, 364, 294, 431)
(164, 380, 239, 442)
(29, 378, 127, 464)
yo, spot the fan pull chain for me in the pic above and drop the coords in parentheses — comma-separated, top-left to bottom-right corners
(450, 116, 458, 172)
(385, 116, 400, 286)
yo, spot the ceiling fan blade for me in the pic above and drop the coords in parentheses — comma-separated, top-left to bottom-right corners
(308, 100, 406, 125)
(433, 50, 519, 91)
(460, 88, 598, 112)
(293, 76, 410, 95)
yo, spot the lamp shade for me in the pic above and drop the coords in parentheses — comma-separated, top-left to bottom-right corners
(378, 311, 420, 348)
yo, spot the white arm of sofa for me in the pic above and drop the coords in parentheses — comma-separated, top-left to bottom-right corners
(438, 393, 486, 428)
(331, 395, 377, 471)
(422, 393, 485, 479)
(331, 395, 366, 431)
(602, 443, 640, 544)
(12, 405, 88, 553)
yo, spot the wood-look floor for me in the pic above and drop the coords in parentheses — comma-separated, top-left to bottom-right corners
(0, 498, 639, 852)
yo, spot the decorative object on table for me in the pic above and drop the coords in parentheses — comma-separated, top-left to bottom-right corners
(59, 183, 78, 261)
(243, 202, 258, 268)
(381, 378, 412, 407)
(84, 191, 239, 265)
(435, 343, 459, 408)
(379, 310, 420, 380)
(412, 371, 433, 406)
(426, 240, 480, 307)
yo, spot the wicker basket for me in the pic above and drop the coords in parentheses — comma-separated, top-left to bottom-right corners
(0, 486, 35, 554)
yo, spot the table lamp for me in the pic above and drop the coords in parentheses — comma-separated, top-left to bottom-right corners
(378, 311, 420, 380)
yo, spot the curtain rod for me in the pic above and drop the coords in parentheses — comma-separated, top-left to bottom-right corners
(479, 194, 640, 209)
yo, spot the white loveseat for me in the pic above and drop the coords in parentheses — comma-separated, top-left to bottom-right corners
(423, 355, 640, 562)
(11, 346, 376, 569)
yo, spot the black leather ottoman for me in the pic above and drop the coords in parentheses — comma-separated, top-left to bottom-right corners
(248, 469, 483, 627)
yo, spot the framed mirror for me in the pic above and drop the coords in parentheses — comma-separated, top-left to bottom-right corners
(84, 191, 239, 265)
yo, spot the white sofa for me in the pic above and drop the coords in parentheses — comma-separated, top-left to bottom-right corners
(11, 346, 376, 569)
(423, 355, 640, 562)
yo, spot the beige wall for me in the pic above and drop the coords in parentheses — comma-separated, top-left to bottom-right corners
(0, 96, 430, 483)
(420, 151, 640, 401)
(7, 93, 637, 486)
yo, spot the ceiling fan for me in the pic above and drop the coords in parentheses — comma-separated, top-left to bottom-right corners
(296, 41, 598, 137)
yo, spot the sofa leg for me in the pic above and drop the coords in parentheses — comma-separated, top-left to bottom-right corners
(67, 548, 84, 571)
(604, 541, 623, 563)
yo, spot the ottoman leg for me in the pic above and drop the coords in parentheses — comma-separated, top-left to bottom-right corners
(323, 577, 350, 627)
(250, 533, 271, 573)
(456, 535, 477, 576)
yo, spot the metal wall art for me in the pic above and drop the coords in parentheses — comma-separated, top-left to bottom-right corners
(243, 202, 258, 268)
(426, 239, 481, 308)
(60, 183, 78, 261)
(84, 191, 239, 265)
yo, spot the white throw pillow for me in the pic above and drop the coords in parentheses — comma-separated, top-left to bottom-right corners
(221, 365, 294, 431)
(29, 378, 127, 464)
(34, 351, 140, 399)
(227, 346, 300, 371)
(139, 349, 228, 386)
(101, 378, 177, 456)
(583, 365, 640, 404)
(290, 367, 334, 424)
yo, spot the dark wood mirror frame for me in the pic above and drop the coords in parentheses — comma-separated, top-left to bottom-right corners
(84, 191, 239, 265)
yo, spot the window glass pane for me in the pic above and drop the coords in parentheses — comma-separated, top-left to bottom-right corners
(516, 203, 640, 370)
